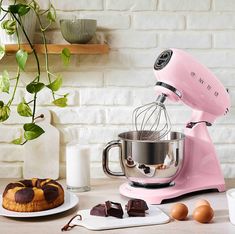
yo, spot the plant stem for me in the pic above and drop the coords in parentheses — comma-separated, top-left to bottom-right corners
(34, 11, 55, 100)
(0, 10, 8, 21)
(26, 99, 34, 105)
(21, 140, 27, 145)
(7, 16, 20, 107)
(7, 67, 20, 106)
(34, 114, 44, 120)
(11, 12, 41, 122)
(47, 71, 57, 77)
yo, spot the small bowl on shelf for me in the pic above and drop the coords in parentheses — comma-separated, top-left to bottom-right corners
(60, 19, 97, 44)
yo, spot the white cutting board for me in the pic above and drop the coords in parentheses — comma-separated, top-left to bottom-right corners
(72, 205, 170, 230)
(23, 109, 60, 179)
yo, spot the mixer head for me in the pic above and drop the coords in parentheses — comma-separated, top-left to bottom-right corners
(132, 48, 230, 141)
(153, 48, 231, 123)
(132, 93, 171, 141)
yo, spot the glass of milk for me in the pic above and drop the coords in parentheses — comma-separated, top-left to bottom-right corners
(226, 188, 235, 225)
(66, 143, 91, 192)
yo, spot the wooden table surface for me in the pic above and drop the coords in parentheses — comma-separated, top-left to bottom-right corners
(0, 178, 235, 234)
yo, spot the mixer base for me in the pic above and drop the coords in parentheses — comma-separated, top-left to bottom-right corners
(119, 181, 225, 204)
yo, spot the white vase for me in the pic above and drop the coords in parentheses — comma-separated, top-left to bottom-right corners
(0, 5, 36, 44)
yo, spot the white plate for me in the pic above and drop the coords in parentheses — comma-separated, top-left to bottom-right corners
(0, 191, 79, 218)
(72, 205, 170, 230)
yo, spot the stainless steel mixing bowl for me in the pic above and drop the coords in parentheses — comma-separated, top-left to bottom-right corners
(102, 131, 185, 187)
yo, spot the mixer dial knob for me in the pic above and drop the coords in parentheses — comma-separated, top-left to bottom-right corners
(154, 50, 173, 70)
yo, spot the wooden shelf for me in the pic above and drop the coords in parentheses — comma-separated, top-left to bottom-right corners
(5, 44, 109, 55)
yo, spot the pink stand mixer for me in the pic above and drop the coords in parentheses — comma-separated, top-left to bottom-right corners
(103, 48, 231, 204)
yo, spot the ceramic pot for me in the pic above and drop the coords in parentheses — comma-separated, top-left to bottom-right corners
(60, 19, 97, 44)
(0, 5, 36, 44)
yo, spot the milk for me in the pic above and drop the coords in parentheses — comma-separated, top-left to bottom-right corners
(66, 143, 90, 192)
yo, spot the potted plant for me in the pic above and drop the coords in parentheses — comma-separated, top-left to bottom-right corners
(0, 0, 36, 44)
(0, 0, 70, 144)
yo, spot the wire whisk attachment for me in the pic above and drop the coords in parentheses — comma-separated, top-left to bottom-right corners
(132, 94, 171, 141)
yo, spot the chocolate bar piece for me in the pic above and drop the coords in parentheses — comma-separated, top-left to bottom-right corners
(105, 201, 123, 219)
(143, 166, 150, 174)
(138, 164, 145, 169)
(90, 204, 107, 217)
(126, 199, 148, 217)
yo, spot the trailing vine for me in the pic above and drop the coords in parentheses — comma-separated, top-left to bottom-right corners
(0, 0, 70, 144)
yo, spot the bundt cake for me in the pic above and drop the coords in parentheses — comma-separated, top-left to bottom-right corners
(2, 178, 64, 212)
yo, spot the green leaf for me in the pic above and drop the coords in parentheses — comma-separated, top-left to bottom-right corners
(8, 4, 30, 16)
(18, 5, 30, 16)
(0, 101, 4, 108)
(0, 44, 5, 60)
(0, 105, 10, 122)
(53, 97, 67, 107)
(12, 136, 23, 145)
(26, 82, 45, 94)
(46, 75, 62, 91)
(61, 48, 71, 66)
(31, 1, 40, 12)
(8, 4, 20, 13)
(0, 70, 10, 93)
(23, 123, 45, 140)
(17, 101, 33, 117)
(16, 49, 28, 71)
(47, 4, 56, 22)
(1, 19, 16, 35)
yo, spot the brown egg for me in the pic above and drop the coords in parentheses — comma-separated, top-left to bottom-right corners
(195, 199, 211, 208)
(193, 205, 214, 223)
(170, 203, 188, 220)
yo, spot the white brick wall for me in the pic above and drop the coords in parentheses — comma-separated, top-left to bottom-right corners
(214, 32, 235, 48)
(159, 0, 211, 11)
(133, 13, 185, 30)
(0, 0, 234, 179)
(51, 0, 103, 11)
(187, 14, 235, 30)
(106, 0, 157, 11)
(106, 32, 157, 48)
(159, 32, 212, 49)
(213, 0, 235, 11)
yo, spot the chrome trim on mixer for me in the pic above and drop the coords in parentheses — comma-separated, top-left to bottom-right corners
(156, 93, 167, 103)
(102, 140, 125, 177)
(155, 81, 182, 98)
(118, 130, 185, 143)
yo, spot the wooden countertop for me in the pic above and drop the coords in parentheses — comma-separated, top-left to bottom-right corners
(0, 178, 235, 234)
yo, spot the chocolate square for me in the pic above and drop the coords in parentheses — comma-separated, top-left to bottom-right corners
(105, 201, 123, 219)
(90, 204, 107, 217)
(138, 164, 145, 169)
(126, 199, 148, 217)
(143, 166, 150, 174)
